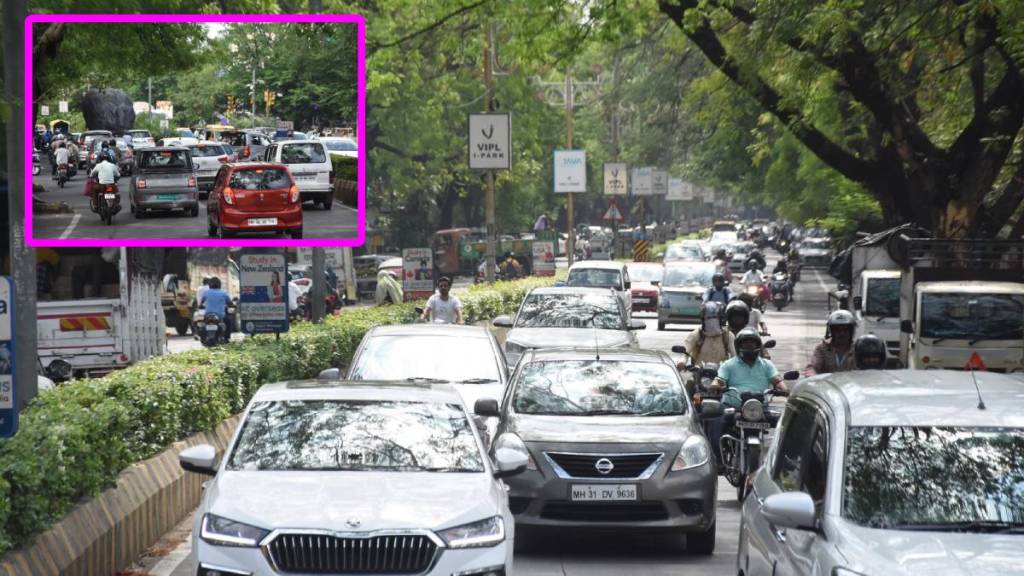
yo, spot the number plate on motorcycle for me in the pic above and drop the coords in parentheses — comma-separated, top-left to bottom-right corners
(570, 484, 638, 501)
(205, 325, 218, 332)
(103, 194, 116, 200)
(736, 420, 772, 430)
(247, 217, 278, 226)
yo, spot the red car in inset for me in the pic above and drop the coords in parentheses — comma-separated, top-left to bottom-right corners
(207, 163, 303, 239)
(628, 262, 665, 313)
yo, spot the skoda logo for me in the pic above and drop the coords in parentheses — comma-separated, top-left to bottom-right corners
(346, 518, 361, 528)
(594, 458, 614, 475)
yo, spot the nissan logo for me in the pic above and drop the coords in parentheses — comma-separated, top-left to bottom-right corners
(594, 458, 614, 475)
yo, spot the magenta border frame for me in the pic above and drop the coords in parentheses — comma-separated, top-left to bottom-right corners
(24, 13, 366, 248)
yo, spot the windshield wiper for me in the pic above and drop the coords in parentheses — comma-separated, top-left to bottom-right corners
(638, 410, 685, 417)
(579, 409, 636, 416)
(890, 520, 1024, 534)
(456, 378, 499, 384)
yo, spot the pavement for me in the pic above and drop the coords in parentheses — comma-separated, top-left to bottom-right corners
(31, 159, 358, 240)
(136, 256, 834, 575)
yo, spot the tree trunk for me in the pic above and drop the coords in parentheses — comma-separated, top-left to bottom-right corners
(437, 180, 459, 229)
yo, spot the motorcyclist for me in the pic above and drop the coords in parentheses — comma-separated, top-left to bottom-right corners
(88, 154, 121, 211)
(499, 252, 523, 279)
(194, 277, 211, 310)
(375, 269, 403, 305)
(853, 334, 887, 370)
(712, 249, 732, 283)
(772, 259, 789, 274)
(735, 293, 767, 336)
(746, 248, 767, 271)
(200, 277, 230, 341)
(702, 272, 733, 304)
(806, 310, 858, 375)
(740, 259, 767, 286)
(724, 299, 750, 336)
(710, 328, 787, 408)
(676, 301, 735, 370)
(54, 141, 70, 179)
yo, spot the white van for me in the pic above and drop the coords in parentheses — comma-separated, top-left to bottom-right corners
(263, 140, 333, 209)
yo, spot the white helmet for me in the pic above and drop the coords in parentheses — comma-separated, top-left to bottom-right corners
(827, 309, 855, 328)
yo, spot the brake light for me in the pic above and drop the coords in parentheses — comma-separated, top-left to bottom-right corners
(289, 184, 300, 203)
(104, 185, 115, 193)
(136, 179, 146, 189)
(222, 186, 235, 205)
(187, 176, 196, 188)
(243, 146, 250, 158)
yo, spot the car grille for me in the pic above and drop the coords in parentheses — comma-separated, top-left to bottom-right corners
(545, 452, 662, 479)
(265, 533, 438, 574)
(508, 497, 531, 515)
(541, 502, 668, 522)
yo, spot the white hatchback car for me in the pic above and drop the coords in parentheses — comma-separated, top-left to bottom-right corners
(738, 370, 1024, 576)
(180, 379, 527, 576)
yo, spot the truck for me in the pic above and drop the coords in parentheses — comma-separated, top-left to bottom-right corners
(37, 248, 166, 379)
(160, 249, 240, 335)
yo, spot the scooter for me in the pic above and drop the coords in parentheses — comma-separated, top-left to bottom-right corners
(770, 272, 791, 311)
(56, 164, 69, 188)
(196, 311, 227, 347)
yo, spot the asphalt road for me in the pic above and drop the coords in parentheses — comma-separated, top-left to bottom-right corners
(31, 159, 358, 240)
(143, 258, 834, 576)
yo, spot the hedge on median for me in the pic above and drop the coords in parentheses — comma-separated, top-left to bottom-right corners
(0, 274, 559, 554)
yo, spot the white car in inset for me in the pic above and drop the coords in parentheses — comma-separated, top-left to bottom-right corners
(179, 379, 528, 576)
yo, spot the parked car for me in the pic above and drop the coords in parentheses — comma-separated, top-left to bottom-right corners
(263, 140, 334, 210)
(663, 241, 706, 263)
(658, 261, 716, 330)
(187, 141, 232, 196)
(566, 260, 633, 312)
(126, 129, 156, 149)
(318, 136, 358, 158)
(628, 262, 664, 313)
(738, 370, 1024, 576)
(492, 286, 644, 369)
(475, 347, 720, 554)
(129, 147, 200, 218)
(179, 379, 523, 576)
(207, 163, 303, 238)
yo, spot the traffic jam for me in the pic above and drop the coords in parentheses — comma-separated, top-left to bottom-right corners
(164, 220, 1024, 576)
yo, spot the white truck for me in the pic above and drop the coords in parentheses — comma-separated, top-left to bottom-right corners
(846, 241, 903, 357)
(37, 248, 166, 379)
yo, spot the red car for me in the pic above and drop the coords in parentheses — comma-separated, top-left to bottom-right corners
(207, 163, 303, 239)
(629, 262, 665, 313)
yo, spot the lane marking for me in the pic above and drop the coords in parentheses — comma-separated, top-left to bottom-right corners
(59, 213, 81, 239)
(813, 268, 830, 296)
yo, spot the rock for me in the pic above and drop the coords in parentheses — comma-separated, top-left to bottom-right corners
(81, 89, 135, 133)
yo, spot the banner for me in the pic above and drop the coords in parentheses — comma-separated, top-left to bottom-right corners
(532, 241, 556, 276)
(238, 252, 289, 335)
(402, 248, 435, 299)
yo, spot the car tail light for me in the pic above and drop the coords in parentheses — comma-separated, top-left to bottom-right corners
(242, 146, 250, 158)
(223, 186, 235, 205)
(136, 179, 146, 189)
(187, 176, 196, 188)
(289, 184, 300, 203)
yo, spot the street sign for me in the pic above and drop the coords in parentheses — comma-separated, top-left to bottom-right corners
(667, 177, 685, 201)
(40, 105, 49, 116)
(603, 200, 624, 221)
(58, 101, 68, 114)
(238, 251, 289, 335)
(0, 277, 16, 438)
(468, 113, 512, 170)
(603, 162, 628, 196)
(680, 181, 695, 201)
(631, 166, 653, 196)
(532, 241, 556, 276)
(402, 248, 435, 300)
(651, 170, 669, 195)
(554, 149, 586, 193)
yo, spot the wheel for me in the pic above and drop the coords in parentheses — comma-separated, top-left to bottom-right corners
(290, 228, 303, 239)
(657, 322, 665, 331)
(102, 207, 112, 226)
(207, 219, 217, 237)
(321, 195, 333, 210)
(218, 224, 234, 239)
(174, 317, 189, 336)
(134, 206, 145, 219)
(189, 207, 199, 217)
(776, 304, 784, 312)
(687, 521, 716, 555)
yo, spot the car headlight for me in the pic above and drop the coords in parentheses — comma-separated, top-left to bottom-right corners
(200, 514, 270, 547)
(671, 435, 710, 471)
(740, 399, 765, 421)
(437, 516, 505, 549)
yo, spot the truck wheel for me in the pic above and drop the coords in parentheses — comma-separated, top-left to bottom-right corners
(175, 318, 190, 336)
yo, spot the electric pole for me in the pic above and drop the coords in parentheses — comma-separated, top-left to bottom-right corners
(309, 0, 327, 320)
(483, 25, 496, 283)
(565, 69, 575, 267)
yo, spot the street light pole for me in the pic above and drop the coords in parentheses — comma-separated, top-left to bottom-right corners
(483, 25, 496, 283)
(565, 69, 575, 267)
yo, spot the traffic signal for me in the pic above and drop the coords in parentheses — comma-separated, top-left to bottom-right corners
(264, 90, 275, 116)
(226, 95, 236, 115)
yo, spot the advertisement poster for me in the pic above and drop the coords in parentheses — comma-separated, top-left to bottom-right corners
(532, 241, 556, 276)
(554, 150, 587, 193)
(239, 252, 289, 335)
(403, 248, 435, 300)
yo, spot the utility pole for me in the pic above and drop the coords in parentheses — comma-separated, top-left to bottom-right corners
(308, 0, 327, 317)
(148, 77, 152, 110)
(565, 69, 575, 267)
(5, 0, 37, 409)
(483, 25, 496, 283)
(250, 66, 256, 128)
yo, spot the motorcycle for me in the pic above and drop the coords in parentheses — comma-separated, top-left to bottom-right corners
(717, 386, 790, 501)
(32, 152, 42, 175)
(91, 179, 122, 225)
(56, 164, 68, 188)
(770, 272, 791, 311)
(195, 311, 227, 347)
(743, 282, 766, 312)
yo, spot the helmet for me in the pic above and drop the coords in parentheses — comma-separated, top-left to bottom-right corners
(827, 309, 856, 329)
(699, 301, 723, 323)
(712, 272, 725, 285)
(854, 334, 887, 369)
(735, 328, 763, 360)
(101, 141, 109, 149)
(715, 248, 728, 260)
(725, 299, 750, 328)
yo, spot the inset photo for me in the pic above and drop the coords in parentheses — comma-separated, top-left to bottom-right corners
(26, 14, 365, 246)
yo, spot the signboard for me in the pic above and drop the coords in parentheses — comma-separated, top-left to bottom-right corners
(554, 149, 586, 193)
(667, 177, 685, 201)
(531, 241, 556, 276)
(0, 277, 16, 438)
(155, 100, 174, 119)
(40, 105, 49, 116)
(631, 166, 653, 196)
(603, 162, 628, 196)
(402, 248, 435, 300)
(133, 101, 151, 114)
(238, 251, 289, 335)
(58, 101, 68, 114)
(603, 199, 624, 221)
(468, 113, 511, 170)
(704, 188, 716, 204)
(680, 181, 695, 201)
(651, 170, 669, 195)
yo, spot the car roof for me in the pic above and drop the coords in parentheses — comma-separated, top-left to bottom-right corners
(140, 145, 190, 152)
(252, 379, 466, 405)
(276, 139, 322, 146)
(569, 260, 626, 271)
(916, 281, 1024, 294)
(523, 346, 672, 364)
(798, 370, 1024, 427)
(529, 286, 617, 296)
(367, 323, 491, 339)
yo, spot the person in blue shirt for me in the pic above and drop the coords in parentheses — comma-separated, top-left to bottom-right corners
(702, 272, 733, 304)
(200, 276, 230, 320)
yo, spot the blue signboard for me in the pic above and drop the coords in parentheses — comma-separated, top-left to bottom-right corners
(0, 277, 17, 438)
(238, 251, 289, 335)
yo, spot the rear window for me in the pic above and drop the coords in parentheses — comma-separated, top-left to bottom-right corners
(281, 143, 326, 164)
(128, 130, 151, 138)
(138, 150, 190, 170)
(229, 168, 291, 190)
(324, 139, 357, 152)
(189, 145, 226, 158)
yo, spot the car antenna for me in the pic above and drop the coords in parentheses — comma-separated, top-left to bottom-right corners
(969, 368, 986, 410)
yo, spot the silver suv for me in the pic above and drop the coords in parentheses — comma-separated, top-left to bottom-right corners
(738, 370, 1024, 576)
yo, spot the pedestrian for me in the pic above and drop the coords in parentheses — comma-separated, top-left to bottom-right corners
(420, 276, 463, 324)
(533, 213, 549, 232)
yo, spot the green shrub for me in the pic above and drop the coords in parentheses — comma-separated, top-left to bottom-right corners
(0, 276, 552, 554)
(330, 155, 357, 181)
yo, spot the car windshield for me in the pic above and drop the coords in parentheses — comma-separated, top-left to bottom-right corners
(189, 145, 225, 158)
(710, 231, 738, 243)
(844, 426, 1024, 530)
(663, 266, 714, 288)
(128, 130, 151, 138)
(865, 278, 900, 317)
(515, 293, 622, 329)
(802, 239, 831, 249)
(324, 139, 357, 152)
(566, 268, 621, 289)
(281, 142, 327, 164)
(349, 334, 501, 383)
(513, 360, 686, 416)
(920, 293, 1024, 340)
(177, 129, 194, 138)
(665, 244, 702, 260)
(138, 150, 190, 170)
(229, 168, 292, 190)
(629, 265, 663, 283)
(228, 400, 484, 472)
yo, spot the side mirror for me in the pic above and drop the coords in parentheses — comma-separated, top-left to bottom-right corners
(628, 319, 647, 331)
(699, 399, 723, 419)
(179, 444, 218, 476)
(763, 339, 777, 349)
(474, 398, 500, 418)
(623, 281, 631, 290)
(317, 367, 342, 380)
(651, 280, 660, 286)
(853, 296, 863, 311)
(900, 319, 913, 334)
(783, 370, 801, 381)
(671, 345, 688, 355)
(760, 492, 817, 531)
(492, 433, 529, 479)
(492, 315, 514, 329)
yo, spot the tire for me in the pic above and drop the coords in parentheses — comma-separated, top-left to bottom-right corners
(321, 195, 333, 210)
(174, 317, 189, 336)
(290, 228, 303, 239)
(189, 207, 199, 217)
(218, 224, 234, 239)
(776, 304, 784, 312)
(657, 321, 665, 331)
(207, 219, 218, 237)
(687, 521, 716, 555)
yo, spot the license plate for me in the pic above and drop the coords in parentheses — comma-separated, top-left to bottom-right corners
(736, 420, 772, 430)
(296, 173, 316, 180)
(634, 297, 650, 304)
(248, 217, 278, 226)
(103, 194, 116, 200)
(205, 325, 218, 332)
(570, 484, 638, 502)
(157, 194, 178, 200)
